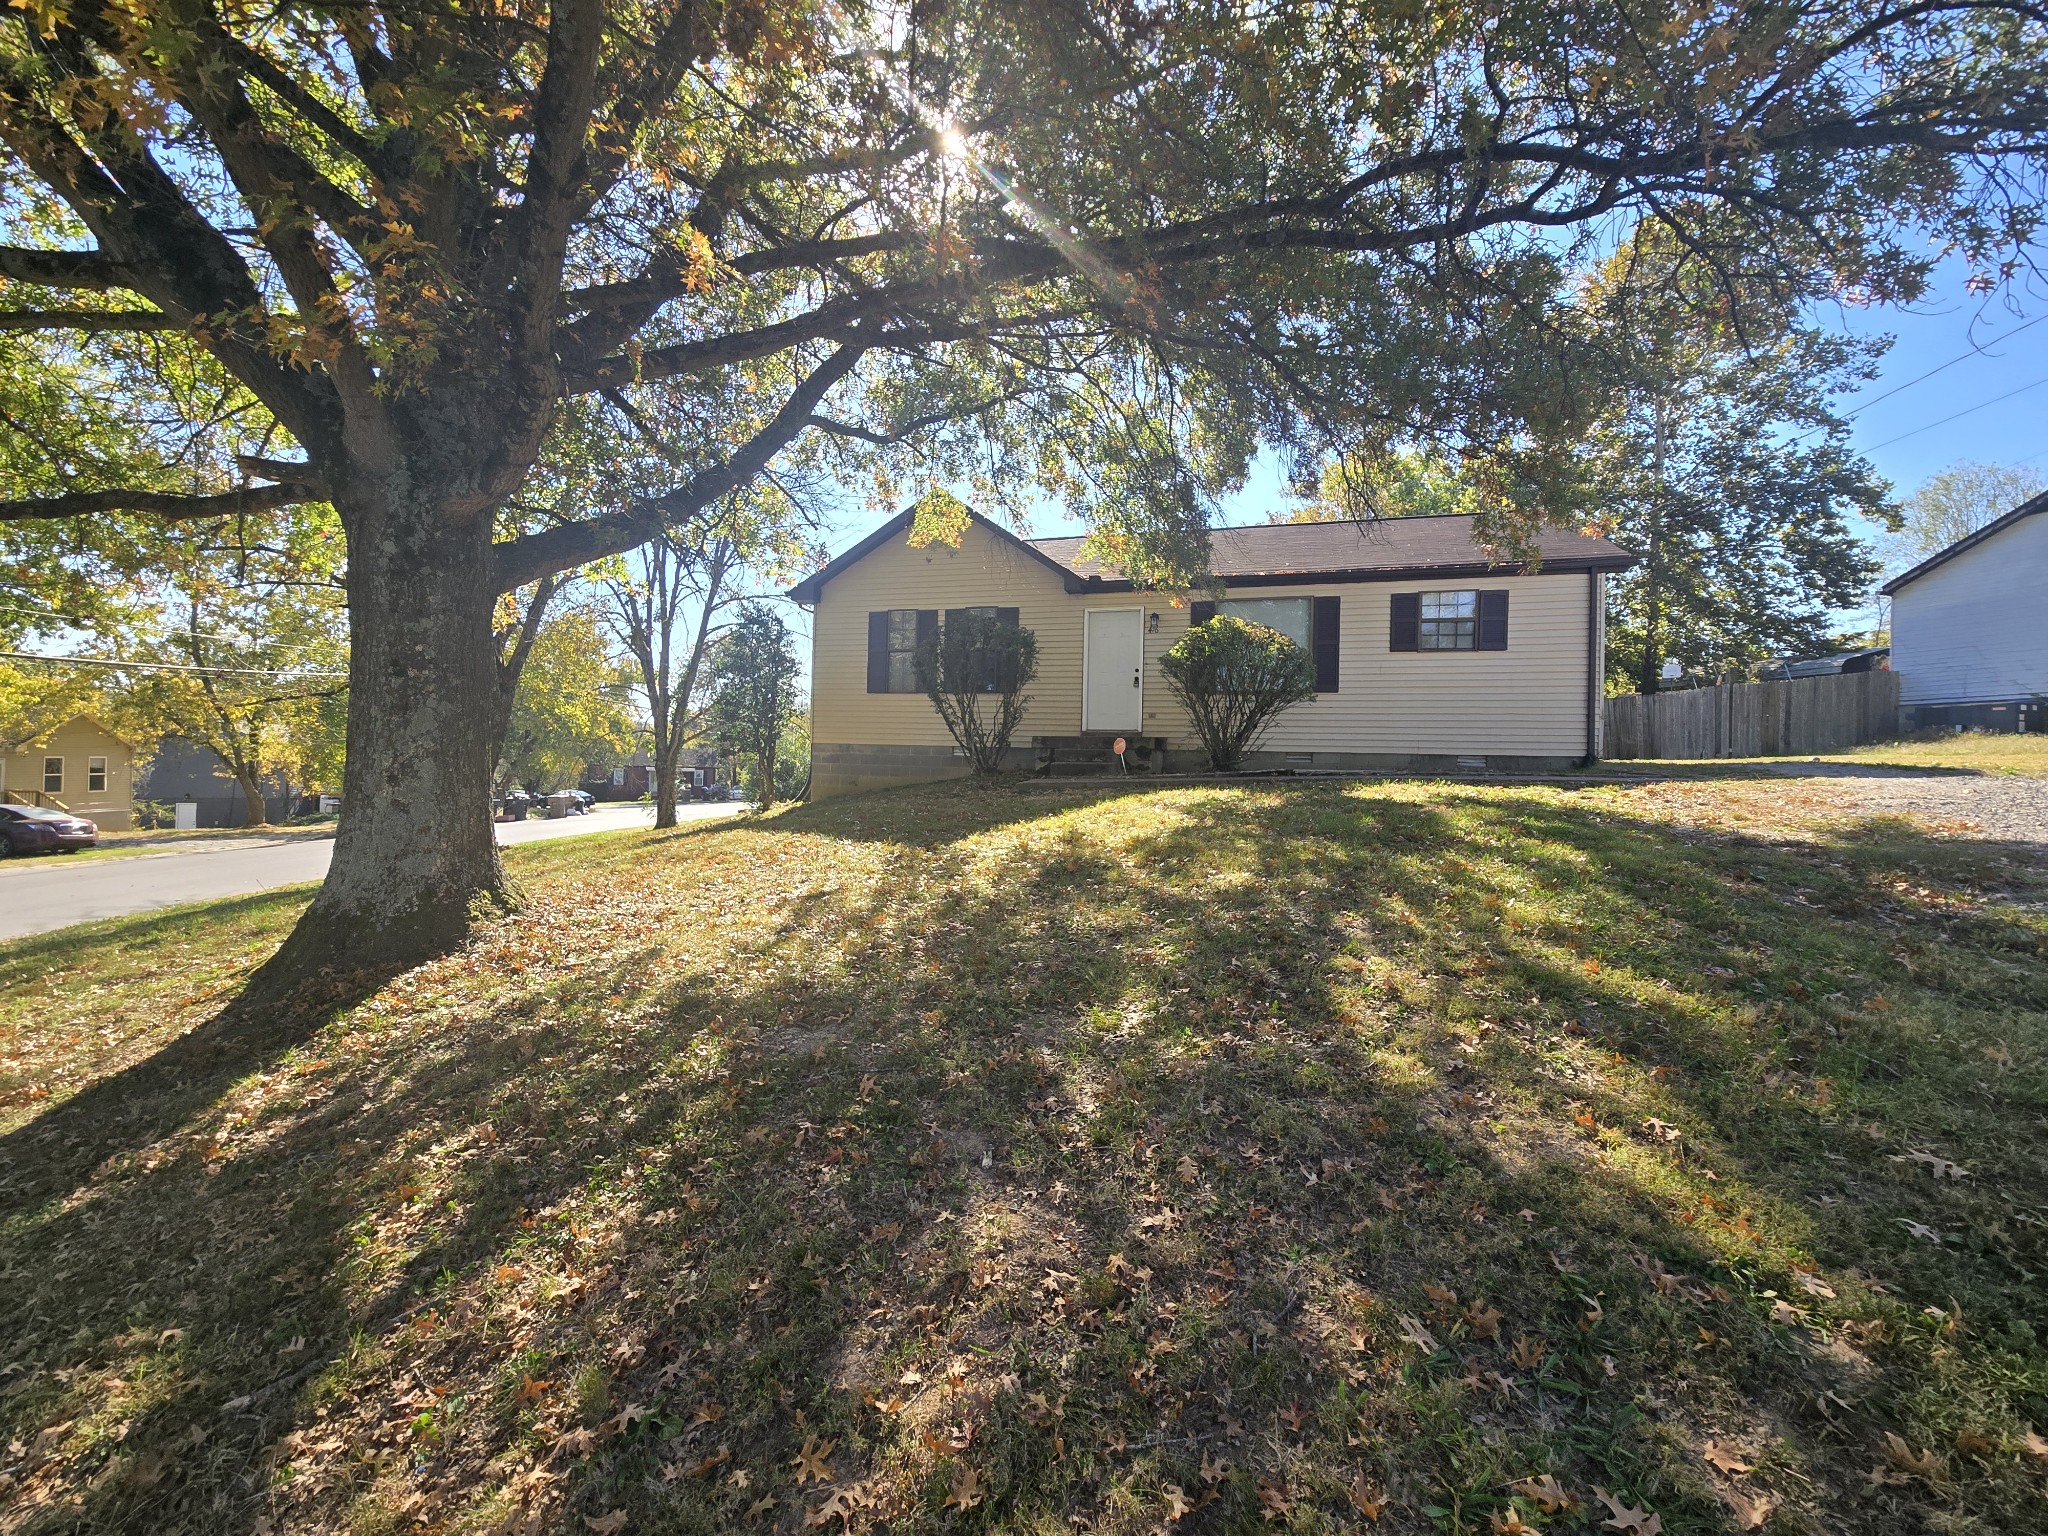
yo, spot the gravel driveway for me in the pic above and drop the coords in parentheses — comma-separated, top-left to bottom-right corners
(1757, 762, 2048, 851)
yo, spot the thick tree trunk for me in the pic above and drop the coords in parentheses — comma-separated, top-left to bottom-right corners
(233, 766, 269, 828)
(266, 499, 511, 971)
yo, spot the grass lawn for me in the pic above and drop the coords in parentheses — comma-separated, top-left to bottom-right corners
(1, 779, 2044, 1535)
(1628, 732, 2048, 780)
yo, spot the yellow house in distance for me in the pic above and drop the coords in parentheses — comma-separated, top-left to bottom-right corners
(0, 714, 136, 829)
(788, 509, 1637, 799)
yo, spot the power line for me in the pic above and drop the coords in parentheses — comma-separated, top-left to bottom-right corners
(0, 649, 347, 680)
(1839, 312, 2048, 422)
(1859, 373, 2048, 452)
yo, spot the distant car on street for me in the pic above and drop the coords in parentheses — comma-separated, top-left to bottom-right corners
(0, 803, 98, 856)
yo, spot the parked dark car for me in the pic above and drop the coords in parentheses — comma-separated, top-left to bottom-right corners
(0, 803, 98, 856)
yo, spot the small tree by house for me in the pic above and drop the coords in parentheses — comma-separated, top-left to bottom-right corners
(1160, 616, 1317, 772)
(915, 610, 1039, 776)
(708, 605, 801, 810)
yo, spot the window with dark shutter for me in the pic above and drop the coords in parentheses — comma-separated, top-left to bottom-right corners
(1389, 592, 1420, 651)
(1312, 595, 1340, 691)
(868, 610, 936, 691)
(1478, 590, 1509, 650)
(1189, 600, 1216, 627)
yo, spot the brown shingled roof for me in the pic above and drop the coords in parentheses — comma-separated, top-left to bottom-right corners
(787, 508, 1633, 604)
(1030, 514, 1634, 586)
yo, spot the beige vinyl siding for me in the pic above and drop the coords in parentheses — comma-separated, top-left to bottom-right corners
(1137, 575, 1595, 757)
(810, 518, 1086, 750)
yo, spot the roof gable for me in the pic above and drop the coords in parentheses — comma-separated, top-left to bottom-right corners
(785, 506, 1083, 604)
(1879, 490, 2047, 596)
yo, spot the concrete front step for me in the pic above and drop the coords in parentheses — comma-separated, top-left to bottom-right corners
(1032, 734, 1169, 776)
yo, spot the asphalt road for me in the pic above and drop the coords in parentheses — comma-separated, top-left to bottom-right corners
(0, 802, 740, 942)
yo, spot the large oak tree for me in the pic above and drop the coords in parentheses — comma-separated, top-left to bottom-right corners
(1, 0, 2044, 962)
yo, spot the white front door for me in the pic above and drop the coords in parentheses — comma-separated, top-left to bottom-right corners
(1083, 607, 1144, 732)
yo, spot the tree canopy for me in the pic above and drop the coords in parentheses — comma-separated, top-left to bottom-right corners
(1893, 460, 2047, 566)
(2, 0, 2044, 956)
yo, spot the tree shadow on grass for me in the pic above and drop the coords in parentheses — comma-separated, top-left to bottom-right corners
(1, 781, 2043, 1534)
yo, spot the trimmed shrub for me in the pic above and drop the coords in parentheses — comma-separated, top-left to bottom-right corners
(1159, 614, 1316, 771)
(916, 611, 1039, 774)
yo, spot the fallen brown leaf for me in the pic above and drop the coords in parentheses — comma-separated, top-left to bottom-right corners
(791, 1434, 837, 1486)
(945, 1462, 984, 1512)
(1347, 1472, 1387, 1520)
(1703, 1440, 1752, 1476)
(1593, 1485, 1662, 1535)
(1514, 1474, 1578, 1513)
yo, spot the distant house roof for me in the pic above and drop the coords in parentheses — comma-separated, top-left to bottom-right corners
(1880, 490, 2048, 596)
(788, 507, 1634, 603)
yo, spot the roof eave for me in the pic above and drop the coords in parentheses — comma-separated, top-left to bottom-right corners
(1880, 492, 2047, 595)
(1066, 553, 1637, 591)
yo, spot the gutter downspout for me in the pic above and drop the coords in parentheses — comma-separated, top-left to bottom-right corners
(1584, 570, 1600, 767)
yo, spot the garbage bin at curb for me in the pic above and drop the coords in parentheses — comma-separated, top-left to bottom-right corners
(546, 790, 573, 819)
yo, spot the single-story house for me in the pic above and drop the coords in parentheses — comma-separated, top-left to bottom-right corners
(0, 713, 136, 828)
(583, 747, 721, 800)
(788, 509, 1636, 797)
(1881, 490, 2047, 733)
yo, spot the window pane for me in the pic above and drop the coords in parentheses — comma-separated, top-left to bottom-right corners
(1420, 590, 1477, 620)
(43, 756, 62, 793)
(888, 650, 918, 692)
(1219, 597, 1312, 649)
(88, 756, 108, 792)
(888, 609, 919, 649)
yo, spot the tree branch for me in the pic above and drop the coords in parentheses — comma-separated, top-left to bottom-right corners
(493, 343, 862, 591)
(0, 484, 315, 523)
(0, 246, 137, 291)
(0, 308, 175, 332)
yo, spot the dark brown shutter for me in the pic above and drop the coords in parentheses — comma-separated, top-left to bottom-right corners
(1312, 595, 1340, 691)
(867, 611, 890, 692)
(996, 608, 1021, 691)
(915, 610, 939, 687)
(1189, 600, 1216, 627)
(1389, 592, 1420, 651)
(1478, 590, 1509, 650)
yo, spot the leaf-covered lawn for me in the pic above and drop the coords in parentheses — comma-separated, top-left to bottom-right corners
(1, 777, 2044, 1536)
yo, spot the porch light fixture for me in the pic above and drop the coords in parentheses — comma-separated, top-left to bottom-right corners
(1146, 611, 1161, 634)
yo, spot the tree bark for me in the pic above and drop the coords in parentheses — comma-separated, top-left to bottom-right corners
(233, 765, 269, 827)
(265, 496, 511, 971)
(651, 725, 678, 829)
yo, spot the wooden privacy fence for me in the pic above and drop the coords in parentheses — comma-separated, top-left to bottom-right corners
(1604, 668, 1901, 760)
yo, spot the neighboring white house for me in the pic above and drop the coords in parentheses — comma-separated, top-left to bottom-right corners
(1881, 490, 2048, 733)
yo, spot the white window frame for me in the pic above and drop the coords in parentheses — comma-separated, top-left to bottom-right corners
(1419, 590, 1480, 651)
(88, 755, 109, 793)
(42, 755, 63, 794)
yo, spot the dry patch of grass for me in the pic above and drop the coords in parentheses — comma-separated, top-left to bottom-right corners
(1, 779, 2044, 1536)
